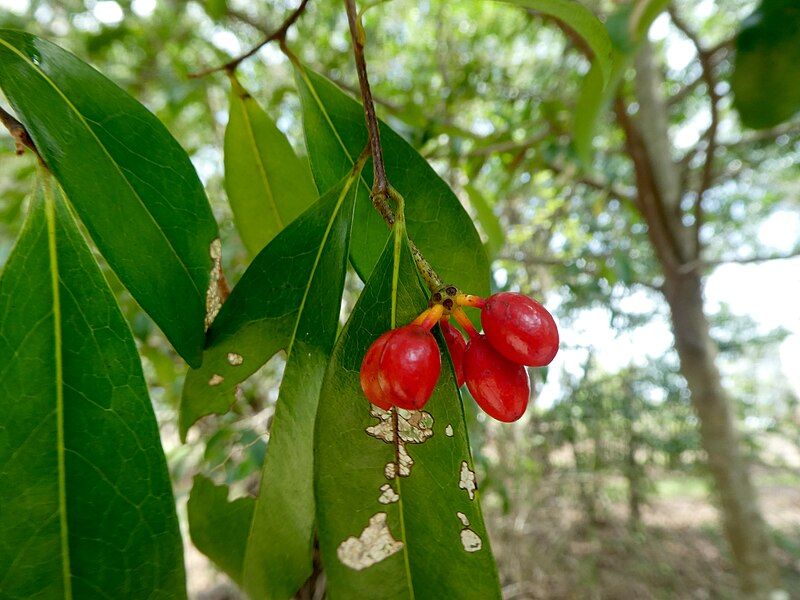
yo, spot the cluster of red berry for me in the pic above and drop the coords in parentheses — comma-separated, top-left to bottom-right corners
(360, 288, 558, 422)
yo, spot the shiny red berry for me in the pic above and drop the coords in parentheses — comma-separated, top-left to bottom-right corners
(440, 320, 467, 387)
(481, 292, 559, 367)
(463, 335, 530, 422)
(360, 324, 441, 410)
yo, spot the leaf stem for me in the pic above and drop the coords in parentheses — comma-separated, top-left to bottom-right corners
(190, 0, 311, 78)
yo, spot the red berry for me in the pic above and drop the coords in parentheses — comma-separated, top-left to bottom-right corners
(440, 320, 467, 387)
(360, 324, 441, 410)
(463, 335, 530, 422)
(481, 292, 558, 367)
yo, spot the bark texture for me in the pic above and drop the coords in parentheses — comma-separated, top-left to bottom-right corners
(617, 40, 778, 598)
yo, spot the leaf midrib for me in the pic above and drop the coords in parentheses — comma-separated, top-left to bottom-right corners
(234, 91, 284, 232)
(389, 224, 415, 600)
(241, 166, 361, 586)
(43, 177, 73, 600)
(0, 36, 202, 299)
(296, 67, 376, 210)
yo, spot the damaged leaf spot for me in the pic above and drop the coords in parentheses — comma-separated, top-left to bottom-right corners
(227, 352, 244, 366)
(445, 424, 454, 437)
(208, 374, 224, 386)
(205, 238, 223, 329)
(378, 483, 399, 504)
(455, 512, 483, 552)
(460, 528, 483, 553)
(366, 406, 433, 478)
(337, 512, 403, 571)
(459, 461, 477, 500)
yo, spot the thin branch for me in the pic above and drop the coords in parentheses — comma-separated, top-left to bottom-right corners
(0, 105, 43, 162)
(343, 0, 389, 199)
(544, 158, 637, 206)
(679, 248, 800, 274)
(342, 0, 443, 291)
(189, 0, 311, 78)
(669, 6, 720, 258)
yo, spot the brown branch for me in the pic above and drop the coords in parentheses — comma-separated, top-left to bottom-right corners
(343, 0, 389, 200)
(614, 96, 684, 272)
(544, 158, 637, 206)
(669, 6, 720, 258)
(0, 105, 43, 162)
(341, 0, 443, 292)
(189, 0, 311, 78)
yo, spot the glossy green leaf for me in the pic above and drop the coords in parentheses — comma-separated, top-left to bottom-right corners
(0, 177, 185, 598)
(497, 0, 613, 80)
(464, 183, 505, 258)
(183, 164, 362, 599)
(0, 30, 218, 367)
(314, 221, 501, 598)
(295, 66, 490, 298)
(187, 475, 255, 586)
(732, 0, 800, 129)
(225, 74, 318, 255)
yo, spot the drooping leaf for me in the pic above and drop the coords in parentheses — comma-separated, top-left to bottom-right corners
(294, 66, 490, 298)
(573, 0, 668, 163)
(0, 30, 218, 367)
(183, 163, 363, 599)
(732, 0, 800, 129)
(314, 220, 501, 598)
(497, 0, 614, 80)
(224, 73, 318, 256)
(0, 176, 185, 598)
(464, 183, 505, 258)
(187, 475, 255, 586)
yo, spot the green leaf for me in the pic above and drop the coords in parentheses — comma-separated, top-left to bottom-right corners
(0, 30, 218, 367)
(497, 0, 613, 80)
(314, 221, 501, 598)
(464, 183, 505, 258)
(225, 74, 318, 255)
(732, 0, 800, 129)
(573, 0, 668, 163)
(187, 475, 255, 586)
(294, 66, 490, 298)
(182, 163, 363, 598)
(0, 176, 185, 598)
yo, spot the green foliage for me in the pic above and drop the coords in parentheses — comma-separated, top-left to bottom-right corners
(732, 0, 800, 128)
(295, 66, 491, 295)
(224, 74, 318, 255)
(315, 221, 500, 598)
(0, 30, 218, 367)
(0, 177, 184, 598)
(187, 475, 255, 585)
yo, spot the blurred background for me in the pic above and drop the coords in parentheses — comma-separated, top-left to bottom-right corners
(1, 0, 798, 598)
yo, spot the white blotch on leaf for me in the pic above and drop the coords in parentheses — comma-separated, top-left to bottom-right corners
(366, 406, 433, 479)
(460, 528, 482, 552)
(337, 512, 403, 571)
(459, 461, 477, 500)
(378, 483, 399, 504)
(208, 374, 224, 386)
(227, 352, 243, 366)
(455, 512, 482, 552)
(445, 424, 454, 437)
(205, 238, 223, 329)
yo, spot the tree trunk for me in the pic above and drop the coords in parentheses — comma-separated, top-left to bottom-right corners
(663, 271, 776, 597)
